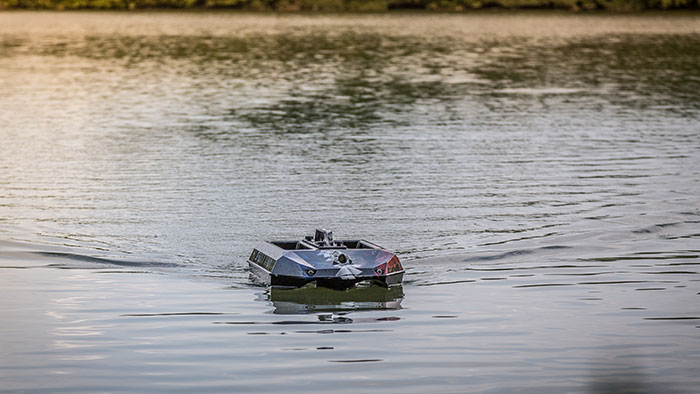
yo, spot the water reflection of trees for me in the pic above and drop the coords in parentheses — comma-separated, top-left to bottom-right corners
(40, 32, 466, 132)
(472, 35, 700, 115)
(32, 29, 700, 131)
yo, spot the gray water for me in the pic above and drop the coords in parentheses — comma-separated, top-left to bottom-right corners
(1, 11, 700, 393)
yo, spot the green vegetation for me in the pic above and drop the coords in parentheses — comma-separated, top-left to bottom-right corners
(1, 0, 698, 11)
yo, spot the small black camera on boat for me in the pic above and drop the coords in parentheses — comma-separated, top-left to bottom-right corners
(248, 229, 404, 289)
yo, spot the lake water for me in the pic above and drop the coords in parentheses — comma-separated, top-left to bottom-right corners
(1, 11, 699, 393)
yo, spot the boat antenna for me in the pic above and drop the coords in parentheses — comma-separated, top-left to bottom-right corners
(314, 228, 334, 247)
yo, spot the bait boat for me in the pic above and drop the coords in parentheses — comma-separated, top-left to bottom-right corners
(248, 229, 404, 289)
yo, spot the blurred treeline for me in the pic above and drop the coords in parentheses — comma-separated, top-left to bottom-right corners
(1, 0, 698, 11)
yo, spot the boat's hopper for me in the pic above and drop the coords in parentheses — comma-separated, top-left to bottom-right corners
(248, 229, 404, 289)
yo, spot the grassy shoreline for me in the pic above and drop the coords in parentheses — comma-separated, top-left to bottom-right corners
(1, 0, 698, 11)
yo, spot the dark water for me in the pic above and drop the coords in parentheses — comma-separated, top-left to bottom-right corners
(1, 11, 700, 392)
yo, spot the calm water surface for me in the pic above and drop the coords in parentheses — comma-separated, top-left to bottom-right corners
(1, 11, 699, 393)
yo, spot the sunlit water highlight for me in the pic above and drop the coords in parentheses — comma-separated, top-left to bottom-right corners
(1, 11, 699, 392)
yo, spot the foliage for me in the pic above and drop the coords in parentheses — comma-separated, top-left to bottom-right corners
(0, 0, 698, 10)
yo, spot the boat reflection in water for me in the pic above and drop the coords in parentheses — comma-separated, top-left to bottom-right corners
(259, 282, 404, 315)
